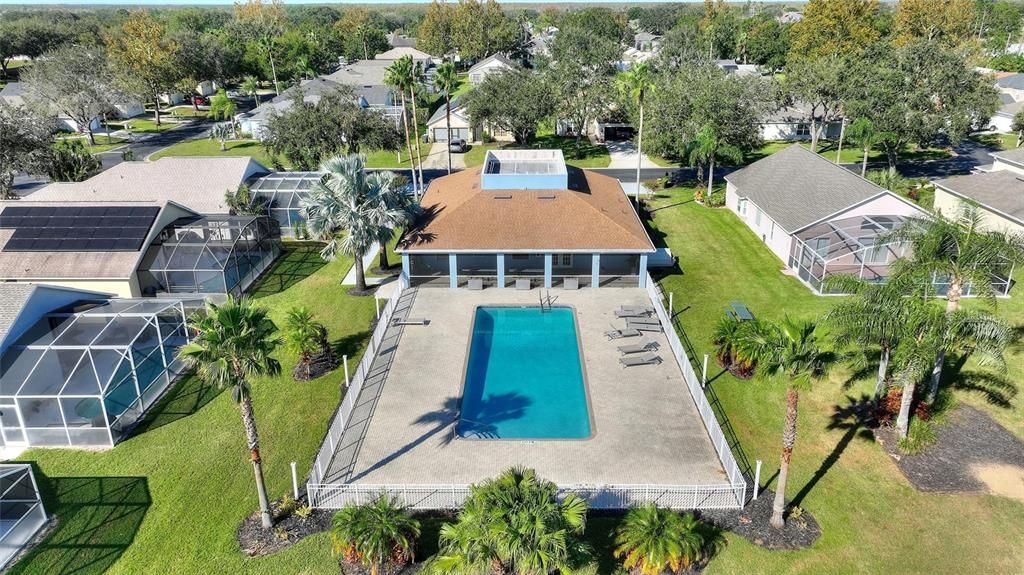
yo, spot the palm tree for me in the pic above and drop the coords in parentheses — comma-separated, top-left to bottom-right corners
(356, 23, 372, 60)
(430, 467, 590, 575)
(614, 504, 724, 575)
(331, 494, 421, 575)
(617, 63, 653, 205)
(210, 122, 234, 152)
(178, 297, 282, 529)
(687, 124, 743, 202)
(284, 306, 329, 380)
(434, 60, 459, 174)
(735, 317, 828, 529)
(408, 59, 426, 192)
(712, 313, 754, 378)
(885, 204, 1024, 400)
(225, 183, 267, 216)
(301, 155, 409, 293)
(384, 56, 419, 196)
(866, 167, 910, 197)
(241, 75, 260, 104)
(846, 117, 876, 177)
(1012, 108, 1024, 148)
(822, 275, 923, 404)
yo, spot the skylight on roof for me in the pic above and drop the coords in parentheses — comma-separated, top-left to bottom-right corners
(480, 150, 569, 191)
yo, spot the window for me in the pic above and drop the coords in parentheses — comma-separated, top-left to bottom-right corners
(754, 207, 763, 226)
(737, 197, 748, 215)
(858, 237, 888, 264)
(470, 73, 482, 82)
(552, 254, 573, 268)
(796, 123, 811, 137)
(511, 254, 529, 261)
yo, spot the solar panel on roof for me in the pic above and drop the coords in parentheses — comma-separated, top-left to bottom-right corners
(0, 206, 161, 253)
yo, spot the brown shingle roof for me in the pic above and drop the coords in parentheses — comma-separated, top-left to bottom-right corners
(398, 167, 655, 252)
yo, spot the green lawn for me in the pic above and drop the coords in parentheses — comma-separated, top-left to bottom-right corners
(643, 185, 1024, 573)
(364, 148, 415, 169)
(656, 140, 952, 168)
(108, 117, 181, 134)
(463, 142, 500, 167)
(167, 106, 209, 118)
(9, 246, 376, 574)
(54, 135, 129, 154)
(149, 138, 287, 168)
(971, 132, 1019, 151)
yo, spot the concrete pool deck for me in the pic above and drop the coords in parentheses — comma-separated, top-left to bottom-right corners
(323, 287, 727, 487)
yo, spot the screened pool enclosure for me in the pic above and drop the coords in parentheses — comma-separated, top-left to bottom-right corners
(0, 464, 46, 568)
(0, 299, 191, 448)
(138, 215, 280, 298)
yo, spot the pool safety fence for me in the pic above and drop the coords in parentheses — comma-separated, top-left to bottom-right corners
(305, 273, 747, 510)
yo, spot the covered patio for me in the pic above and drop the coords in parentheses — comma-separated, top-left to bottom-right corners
(403, 252, 647, 288)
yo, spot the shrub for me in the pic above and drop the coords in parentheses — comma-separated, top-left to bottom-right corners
(898, 417, 937, 454)
(46, 139, 101, 182)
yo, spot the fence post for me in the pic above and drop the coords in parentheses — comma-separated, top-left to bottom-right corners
(753, 460, 762, 500)
(668, 292, 673, 317)
(374, 292, 380, 319)
(343, 355, 350, 388)
(290, 461, 299, 499)
(702, 354, 709, 388)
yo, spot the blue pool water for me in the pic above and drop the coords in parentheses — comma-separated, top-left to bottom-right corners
(457, 306, 591, 440)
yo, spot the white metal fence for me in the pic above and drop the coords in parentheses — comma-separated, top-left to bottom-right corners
(308, 482, 744, 510)
(305, 273, 747, 510)
(307, 274, 409, 485)
(645, 274, 747, 507)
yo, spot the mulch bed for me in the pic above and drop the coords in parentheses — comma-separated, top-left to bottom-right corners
(238, 497, 332, 558)
(699, 489, 821, 550)
(875, 405, 1024, 493)
(292, 351, 340, 381)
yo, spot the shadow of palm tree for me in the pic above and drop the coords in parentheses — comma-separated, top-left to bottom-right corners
(347, 393, 531, 482)
(791, 395, 874, 509)
(951, 371, 1019, 408)
(332, 331, 371, 360)
(7, 473, 151, 575)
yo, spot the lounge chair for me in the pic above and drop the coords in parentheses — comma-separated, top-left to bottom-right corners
(563, 277, 579, 290)
(626, 321, 662, 332)
(468, 278, 483, 290)
(516, 278, 531, 290)
(617, 339, 659, 354)
(626, 317, 661, 326)
(615, 309, 651, 318)
(621, 305, 655, 314)
(605, 327, 642, 340)
(393, 317, 429, 326)
(619, 353, 663, 367)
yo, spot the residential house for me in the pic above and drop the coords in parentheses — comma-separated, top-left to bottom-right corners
(933, 147, 1024, 239)
(0, 82, 102, 133)
(777, 11, 803, 24)
(387, 32, 418, 49)
(988, 93, 1023, 133)
(3, 157, 279, 298)
(633, 31, 662, 52)
(716, 59, 760, 77)
(996, 73, 1024, 102)
(374, 46, 435, 66)
(724, 144, 930, 293)
(424, 95, 513, 143)
(397, 149, 655, 288)
(238, 61, 404, 139)
(761, 101, 844, 142)
(467, 53, 516, 85)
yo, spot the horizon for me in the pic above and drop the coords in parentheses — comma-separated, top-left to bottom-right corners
(0, 0, 807, 5)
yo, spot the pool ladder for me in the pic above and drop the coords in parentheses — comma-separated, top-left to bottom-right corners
(539, 290, 553, 312)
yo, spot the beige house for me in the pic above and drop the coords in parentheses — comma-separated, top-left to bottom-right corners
(425, 96, 512, 143)
(933, 148, 1024, 235)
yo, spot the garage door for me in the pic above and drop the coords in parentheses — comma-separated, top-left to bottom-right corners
(433, 127, 470, 142)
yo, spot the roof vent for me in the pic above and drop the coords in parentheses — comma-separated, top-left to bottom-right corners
(493, 193, 512, 199)
(538, 193, 555, 199)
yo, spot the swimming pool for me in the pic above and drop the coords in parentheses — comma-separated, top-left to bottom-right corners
(457, 306, 592, 440)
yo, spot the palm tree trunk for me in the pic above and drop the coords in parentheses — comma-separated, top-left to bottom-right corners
(408, 84, 424, 192)
(707, 156, 715, 199)
(809, 118, 819, 153)
(378, 240, 390, 270)
(874, 346, 890, 403)
(240, 393, 273, 529)
(154, 96, 162, 126)
(861, 146, 869, 177)
(355, 255, 367, 292)
(635, 100, 644, 207)
(268, 42, 280, 95)
(398, 91, 417, 197)
(927, 349, 945, 404)
(770, 386, 799, 529)
(445, 95, 452, 174)
(896, 378, 915, 440)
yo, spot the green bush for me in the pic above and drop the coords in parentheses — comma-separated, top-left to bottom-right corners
(46, 139, 101, 182)
(898, 418, 937, 455)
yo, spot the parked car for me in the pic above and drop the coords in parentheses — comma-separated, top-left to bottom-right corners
(449, 139, 468, 153)
(189, 95, 208, 106)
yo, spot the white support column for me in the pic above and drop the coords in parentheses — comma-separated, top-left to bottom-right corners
(497, 253, 505, 288)
(638, 253, 648, 287)
(401, 253, 410, 283)
(591, 254, 600, 288)
(544, 254, 552, 288)
(448, 253, 458, 289)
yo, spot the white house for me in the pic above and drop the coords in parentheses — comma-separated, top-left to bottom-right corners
(375, 46, 435, 66)
(761, 101, 843, 142)
(724, 144, 929, 293)
(467, 54, 516, 85)
(425, 95, 513, 143)
(988, 95, 1023, 133)
(933, 147, 1024, 237)
(0, 82, 102, 133)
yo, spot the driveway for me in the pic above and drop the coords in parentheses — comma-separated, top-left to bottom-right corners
(421, 142, 465, 170)
(605, 140, 659, 169)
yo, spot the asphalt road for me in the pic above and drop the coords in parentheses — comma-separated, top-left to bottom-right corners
(96, 120, 211, 169)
